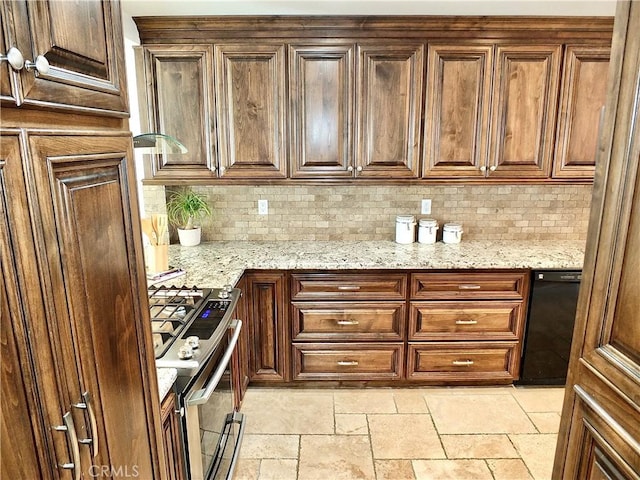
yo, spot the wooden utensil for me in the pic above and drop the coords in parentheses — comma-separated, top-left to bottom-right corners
(152, 213, 168, 245)
(141, 218, 157, 245)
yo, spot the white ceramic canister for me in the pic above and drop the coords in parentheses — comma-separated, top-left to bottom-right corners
(442, 222, 463, 244)
(395, 215, 416, 244)
(418, 218, 439, 244)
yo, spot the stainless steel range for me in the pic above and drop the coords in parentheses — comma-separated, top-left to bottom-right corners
(149, 284, 245, 480)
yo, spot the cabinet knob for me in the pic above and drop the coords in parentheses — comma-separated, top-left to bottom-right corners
(489, 165, 497, 172)
(0, 47, 25, 71)
(479, 165, 487, 172)
(356, 166, 363, 172)
(25, 55, 50, 76)
(347, 166, 354, 172)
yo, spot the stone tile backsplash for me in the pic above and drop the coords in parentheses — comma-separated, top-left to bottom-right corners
(142, 184, 592, 242)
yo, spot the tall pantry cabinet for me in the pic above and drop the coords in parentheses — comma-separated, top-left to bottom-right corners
(1, 1, 165, 479)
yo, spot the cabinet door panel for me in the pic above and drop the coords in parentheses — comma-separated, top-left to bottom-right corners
(215, 44, 287, 178)
(554, 46, 610, 179)
(289, 44, 354, 178)
(489, 45, 561, 178)
(5, 0, 128, 114)
(0, 11, 16, 103)
(139, 45, 217, 180)
(357, 43, 423, 178)
(424, 44, 492, 177)
(29, 134, 159, 479)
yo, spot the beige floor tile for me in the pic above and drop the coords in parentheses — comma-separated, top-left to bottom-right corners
(440, 434, 519, 459)
(258, 459, 297, 480)
(413, 459, 493, 480)
(512, 387, 566, 413)
(298, 435, 375, 480)
(393, 389, 429, 413)
(427, 393, 536, 434)
(528, 412, 561, 433)
(422, 386, 516, 396)
(374, 459, 416, 480)
(335, 413, 369, 435)
(334, 389, 397, 413)
(240, 434, 299, 459)
(241, 389, 334, 434)
(233, 458, 260, 480)
(369, 414, 445, 459)
(486, 459, 534, 480)
(509, 434, 558, 480)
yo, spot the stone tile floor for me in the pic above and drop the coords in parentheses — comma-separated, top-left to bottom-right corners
(233, 386, 565, 480)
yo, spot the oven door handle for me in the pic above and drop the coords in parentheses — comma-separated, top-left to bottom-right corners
(187, 319, 242, 406)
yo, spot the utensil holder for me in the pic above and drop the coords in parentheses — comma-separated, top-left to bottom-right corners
(146, 244, 168, 274)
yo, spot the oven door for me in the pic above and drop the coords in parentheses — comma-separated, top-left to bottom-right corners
(182, 320, 245, 480)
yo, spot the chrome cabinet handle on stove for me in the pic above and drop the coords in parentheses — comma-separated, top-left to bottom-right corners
(187, 319, 242, 406)
(73, 391, 98, 458)
(53, 412, 81, 480)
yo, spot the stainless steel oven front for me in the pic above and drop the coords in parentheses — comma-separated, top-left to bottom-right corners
(177, 319, 245, 480)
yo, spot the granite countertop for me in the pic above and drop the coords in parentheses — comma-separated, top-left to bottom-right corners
(157, 367, 177, 402)
(166, 240, 586, 288)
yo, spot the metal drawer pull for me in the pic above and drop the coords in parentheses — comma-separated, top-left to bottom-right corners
(73, 391, 98, 458)
(452, 360, 475, 366)
(458, 284, 481, 290)
(53, 412, 81, 480)
(455, 320, 478, 325)
(337, 360, 359, 366)
(336, 320, 360, 325)
(337, 285, 361, 291)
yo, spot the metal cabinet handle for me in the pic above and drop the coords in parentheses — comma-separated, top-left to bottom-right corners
(455, 319, 478, 325)
(73, 392, 98, 458)
(337, 360, 359, 366)
(336, 320, 360, 326)
(458, 284, 481, 290)
(452, 360, 474, 366)
(0, 47, 25, 71)
(337, 285, 360, 291)
(24, 55, 50, 76)
(53, 412, 81, 480)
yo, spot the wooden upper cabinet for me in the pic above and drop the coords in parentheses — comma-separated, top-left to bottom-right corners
(356, 43, 424, 178)
(1, 0, 128, 115)
(289, 44, 354, 178)
(423, 44, 493, 178)
(553, 45, 610, 179)
(489, 45, 561, 178)
(215, 44, 287, 178)
(0, 13, 16, 103)
(137, 45, 217, 180)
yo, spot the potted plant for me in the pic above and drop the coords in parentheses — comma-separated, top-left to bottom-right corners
(165, 188, 212, 246)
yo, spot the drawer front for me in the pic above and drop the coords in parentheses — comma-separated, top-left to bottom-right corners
(292, 343, 403, 380)
(409, 301, 523, 341)
(410, 271, 529, 300)
(292, 302, 406, 341)
(407, 342, 520, 382)
(291, 273, 407, 300)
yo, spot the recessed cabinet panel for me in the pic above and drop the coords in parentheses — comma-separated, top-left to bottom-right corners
(356, 43, 423, 178)
(215, 44, 287, 178)
(553, 46, 610, 179)
(140, 45, 216, 180)
(3, 0, 128, 114)
(489, 45, 561, 178)
(289, 45, 354, 178)
(0, 18, 16, 102)
(424, 45, 493, 177)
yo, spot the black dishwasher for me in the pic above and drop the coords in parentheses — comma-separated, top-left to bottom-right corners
(518, 270, 582, 385)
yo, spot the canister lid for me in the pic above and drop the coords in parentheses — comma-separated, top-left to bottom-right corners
(396, 215, 416, 223)
(443, 222, 463, 231)
(419, 218, 438, 227)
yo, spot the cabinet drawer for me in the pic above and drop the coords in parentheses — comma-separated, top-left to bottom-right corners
(291, 273, 407, 300)
(292, 343, 403, 380)
(410, 271, 529, 300)
(292, 302, 405, 341)
(407, 342, 520, 382)
(409, 301, 523, 341)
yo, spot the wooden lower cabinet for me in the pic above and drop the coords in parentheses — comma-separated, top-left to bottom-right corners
(293, 343, 403, 381)
(407, 342, 520, 383)
(160, 392, 185, 480)
(232, 276, 250, 408)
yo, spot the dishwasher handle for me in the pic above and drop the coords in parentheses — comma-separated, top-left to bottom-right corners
(534, 271, 582, 283)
